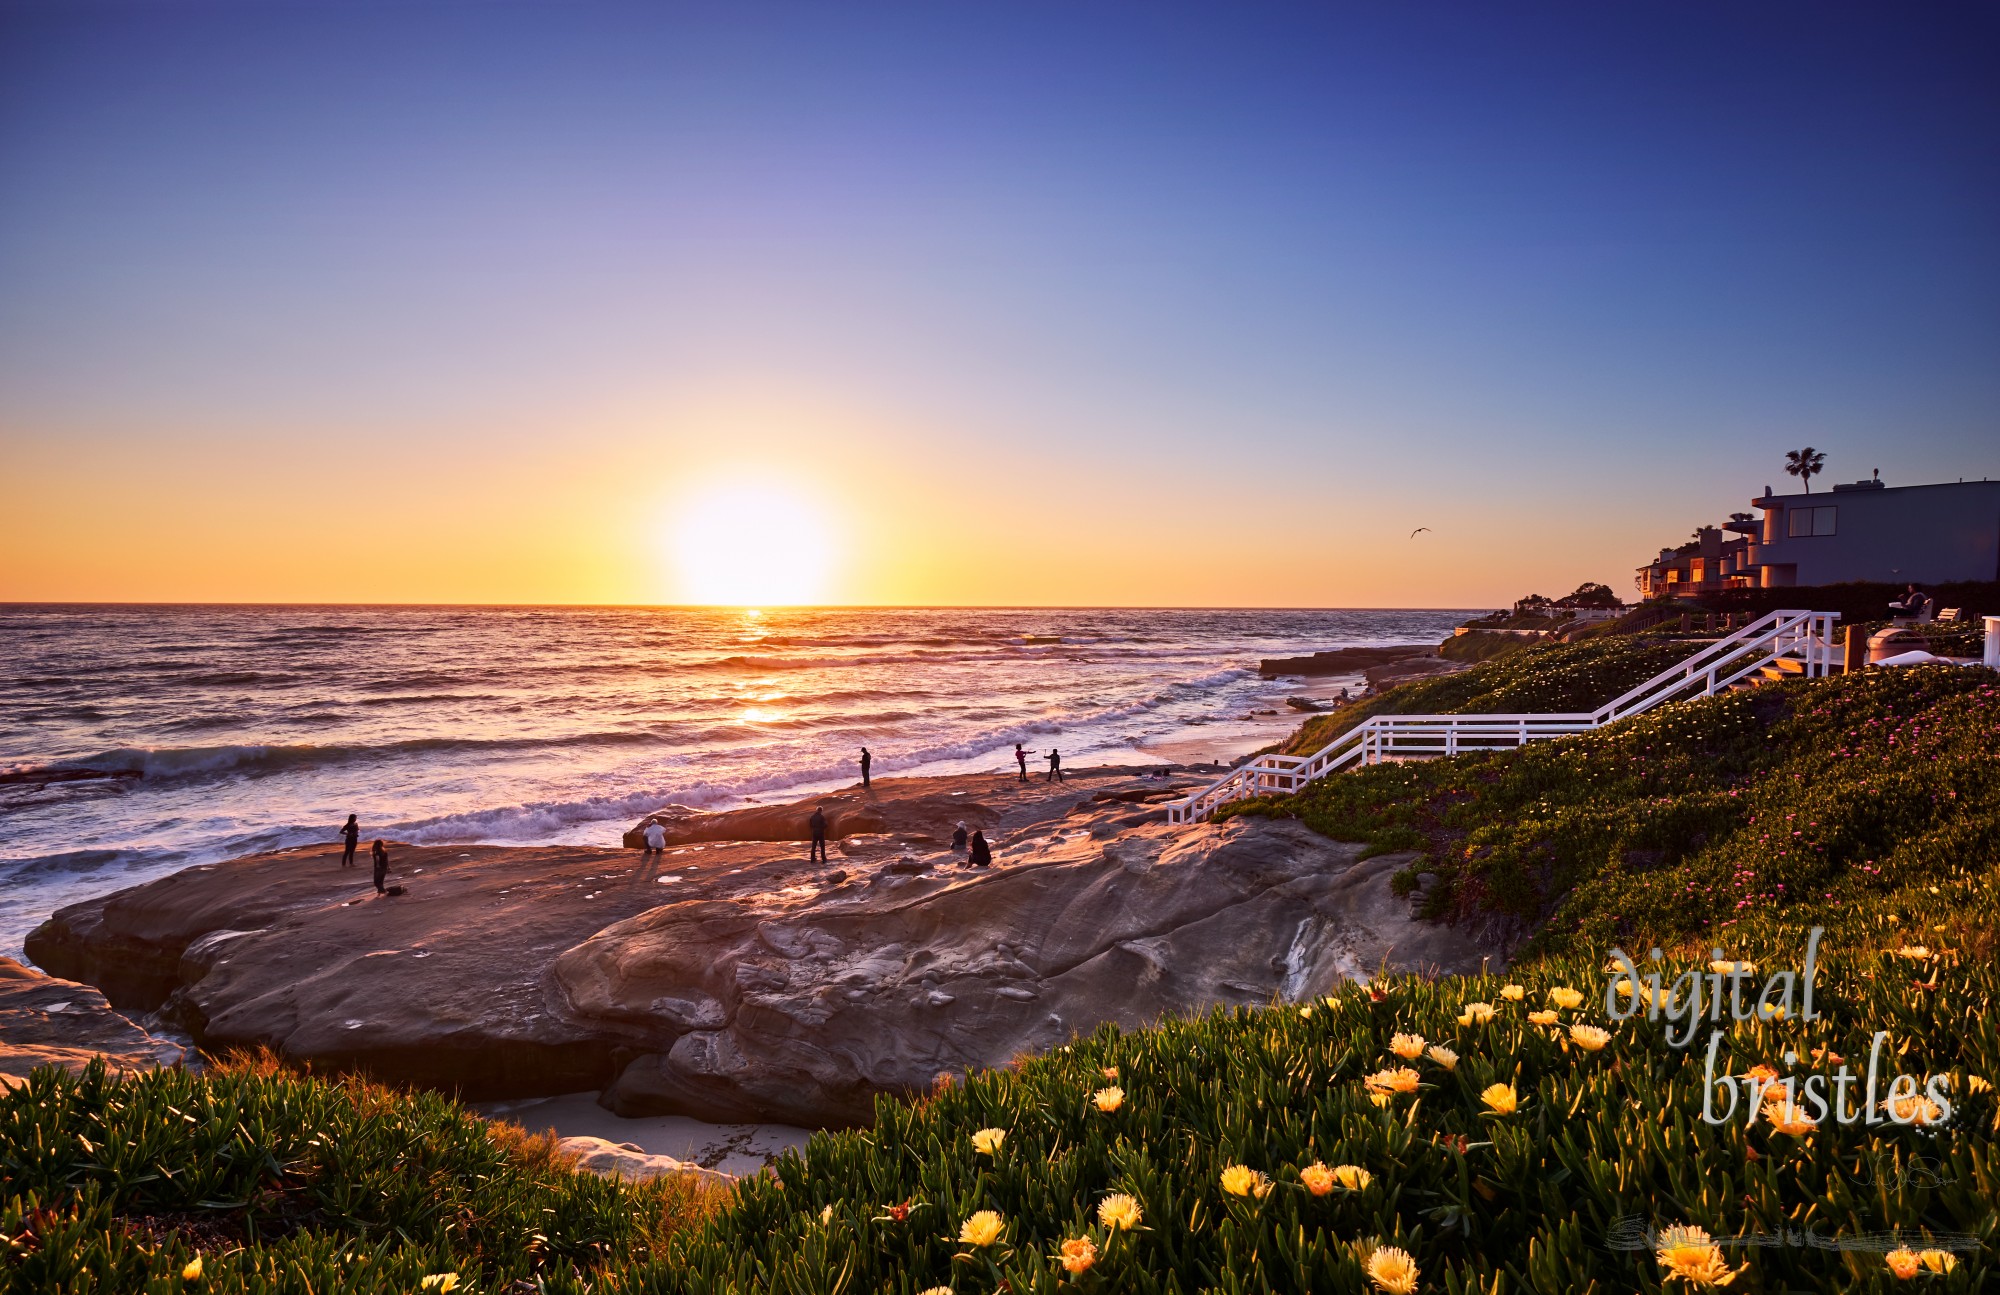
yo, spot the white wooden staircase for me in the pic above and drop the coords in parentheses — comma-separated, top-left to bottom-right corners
(1166, 609, 1839, 825)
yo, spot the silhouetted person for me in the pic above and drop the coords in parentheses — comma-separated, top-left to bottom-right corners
(968, 829, 992, 868)
(809, 805, 828, 863)
(951, 822, 968, 856)
(339, 814, 359, 868)
(371, 840, 390, 895)
(1014, 744, 1029, 782)
(1045, 749, 1063, 782)
(860, 747, 872, 790)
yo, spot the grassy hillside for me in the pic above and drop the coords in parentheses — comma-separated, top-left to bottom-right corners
(1237, 666, 2000, 959)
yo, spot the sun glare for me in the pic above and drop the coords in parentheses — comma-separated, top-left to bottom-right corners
(669, 481, 838, 605)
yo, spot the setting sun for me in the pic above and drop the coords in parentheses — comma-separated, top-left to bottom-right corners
(667, 481, 840, 605)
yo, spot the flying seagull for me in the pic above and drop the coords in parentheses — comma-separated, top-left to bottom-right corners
(1410, 527, 1431, 539)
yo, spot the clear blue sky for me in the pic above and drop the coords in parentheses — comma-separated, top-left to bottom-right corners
(2, 2, 1996, 605)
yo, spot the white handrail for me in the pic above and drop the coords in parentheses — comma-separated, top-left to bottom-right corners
(1167, 608, 1839, 824)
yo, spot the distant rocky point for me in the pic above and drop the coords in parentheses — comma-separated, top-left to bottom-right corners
(1258, 642, 1468, 689)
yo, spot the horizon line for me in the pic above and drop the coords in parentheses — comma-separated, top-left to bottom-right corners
(0, 599, 1502, 613)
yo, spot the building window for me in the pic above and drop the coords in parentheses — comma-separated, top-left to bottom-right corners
(1788, 506, 1836, 537)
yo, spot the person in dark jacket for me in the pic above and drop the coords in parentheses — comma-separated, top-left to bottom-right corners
(339, 815, 359, 868)
(968, 830, 992, 868)
(809, 805, 829, 862)
(371, 840, 391, 895)
(859, 747, 872, 789)
(951, 821, 968, 856)
(1045, 749, 1063, 782)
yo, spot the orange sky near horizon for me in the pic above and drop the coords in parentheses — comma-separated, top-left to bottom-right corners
(4, 392, 1689, 611)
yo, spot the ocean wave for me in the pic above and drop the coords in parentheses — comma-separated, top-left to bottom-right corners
(23, 730, 703, 781)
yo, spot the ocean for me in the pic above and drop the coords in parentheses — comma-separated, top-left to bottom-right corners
(0, 604, 1479, 955)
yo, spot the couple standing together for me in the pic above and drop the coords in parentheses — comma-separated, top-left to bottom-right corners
(806, 805, 991, 867)
(1013, 743, 1062, 781)
(338, 814, 395, 895)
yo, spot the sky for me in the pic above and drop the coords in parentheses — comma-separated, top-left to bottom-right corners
(2, 1, 1996, 607)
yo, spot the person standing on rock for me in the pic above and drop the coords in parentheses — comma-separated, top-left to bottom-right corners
(1045, 749, 1063, 782)
(951, 821, 968, 857)
(370, 839, 391, 895)
(968, 829, 992, 868)
(1014, 744, 1029, 781)
(338, 814, 359, 868)
(809, 805, 829, 863)
(860, 747, 872, 790)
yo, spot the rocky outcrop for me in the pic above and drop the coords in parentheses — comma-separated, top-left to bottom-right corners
(565, 817, 1488, 1126)
(0, 957, 188, 1088)
(1258, 645, 1436, 678)
(25, 770, 1499, 1126)
(556, 1135, 736, 1186)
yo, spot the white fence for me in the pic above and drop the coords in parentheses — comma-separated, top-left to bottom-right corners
(1167, 609, 1839, 824)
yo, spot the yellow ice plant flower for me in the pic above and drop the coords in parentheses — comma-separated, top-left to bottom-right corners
(819, 1205, 834, 1225)
(1500, 984, 1525, 1001)
(1299, 1005, 1313, 1017)
(1093, 1086, 1124, 1113)
(1615, 979, 1658, 1006)
(1368, 1091, 1394, 1108)
(1425, 1045, 1459, 1071)
(1390, 1032, 1426, 1060)
(970, 1127, 1006, 1156)
(1480, 1083, 1519, 1115)
(1967, 1075, 1993, 1095)
(1762, 1098, 1816, 1136)
(919, 1288, 954, 1295)
(1896, 945, 1932, 961)
(1101, 1065, 1119, 1080)
(1457, 1001, 1497, 1025)
(1097, 1193, 1143, 1231)
(419, 1278, 459, 1293)
(1885, 1247, 1922, 1280)
(1547, 987, 1584, 1010)
(1300, 1162, 1335, 1195)
(1655, 1225, 1743, 1287)
(181, 1255, 203, 1282)
(1919, 1250, 1957, 1274)
(1364, 1067, 1421, 1096)
(1569, 1024, 1611, 1053)
(1741, 1064, 1780, 1096)
(1219, 1164, 1273, 1199)
(1890, 1094, 1945, 1127)
(1528, 1010, 1559, 1026)
(1058, 1236, 1098, 1275)
(1332, 1164, 1373, 1191)
(959, 1210, 1006, 1247)
(1364, 1244, 1419, 1295)
(1708, 960, 1755, 976)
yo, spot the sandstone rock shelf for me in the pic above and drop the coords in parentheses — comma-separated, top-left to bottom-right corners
(25, 769, 1498, 1127)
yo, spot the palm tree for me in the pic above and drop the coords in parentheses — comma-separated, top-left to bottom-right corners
(1784, 447, 1826, 493)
